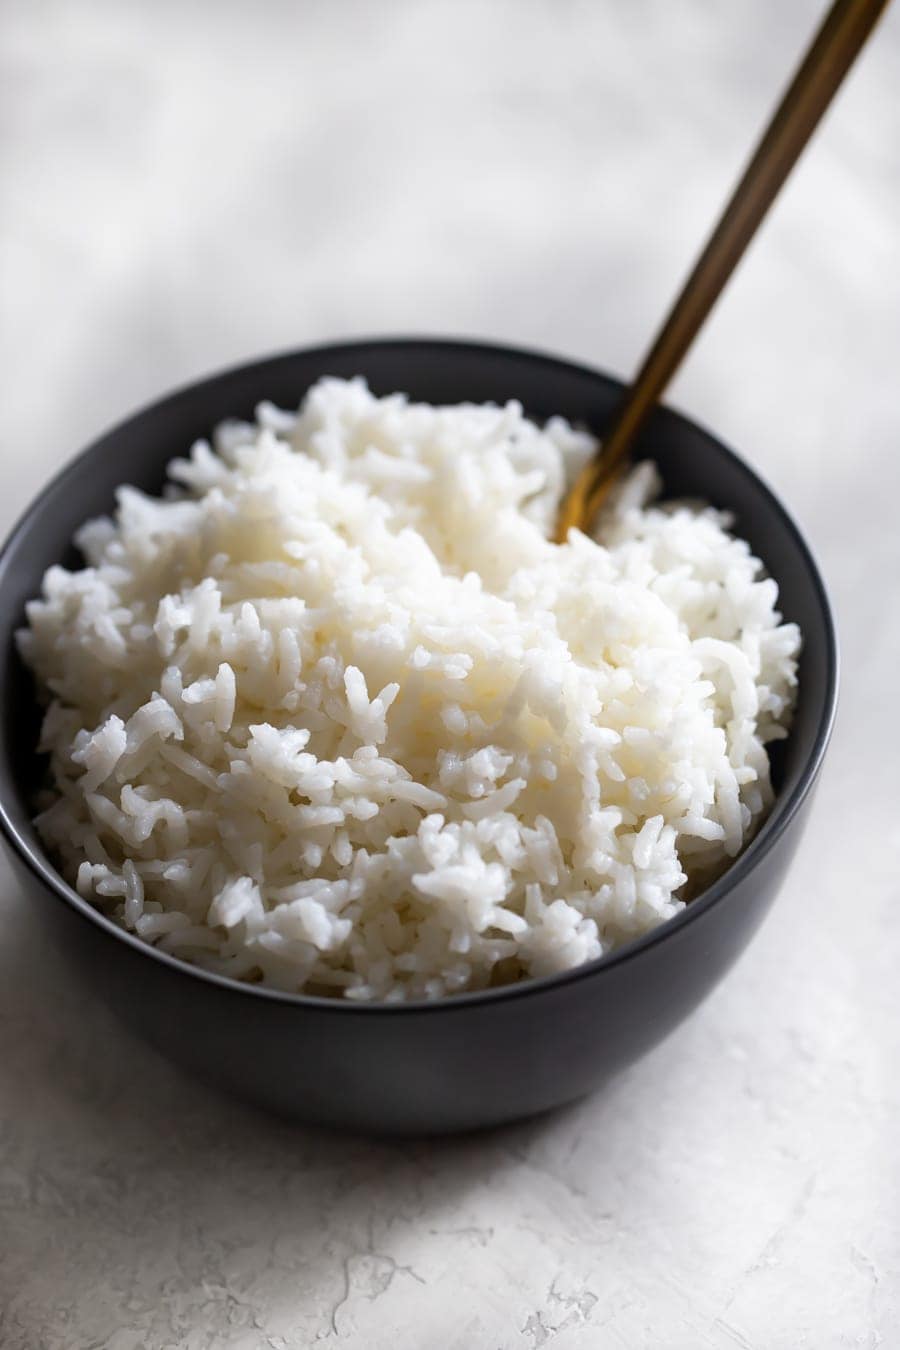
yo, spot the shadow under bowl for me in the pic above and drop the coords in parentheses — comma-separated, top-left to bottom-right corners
(0, 338, 838, 1134)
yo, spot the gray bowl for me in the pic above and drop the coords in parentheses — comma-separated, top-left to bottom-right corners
(0, 339, 838, 1134)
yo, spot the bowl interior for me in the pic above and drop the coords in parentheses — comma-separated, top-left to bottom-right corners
(0, 338, 837, 993)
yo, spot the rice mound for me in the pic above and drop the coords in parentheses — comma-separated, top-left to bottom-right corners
(19, 378, 800, 1001)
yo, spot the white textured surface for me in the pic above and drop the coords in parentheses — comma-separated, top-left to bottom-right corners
(1, 1, 899, 1345)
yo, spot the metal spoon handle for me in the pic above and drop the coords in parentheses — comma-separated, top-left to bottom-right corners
(557, 0, 891, 541)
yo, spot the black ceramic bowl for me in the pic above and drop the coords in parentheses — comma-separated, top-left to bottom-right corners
(0, 339, 837, 1134)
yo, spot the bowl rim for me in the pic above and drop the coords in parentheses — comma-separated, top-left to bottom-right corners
(0, 335, 840, 1015)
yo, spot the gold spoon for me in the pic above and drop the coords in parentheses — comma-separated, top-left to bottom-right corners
(556, 0, 891, 542)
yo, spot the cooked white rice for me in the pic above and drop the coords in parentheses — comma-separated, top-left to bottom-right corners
(19, 377, 800, 1001)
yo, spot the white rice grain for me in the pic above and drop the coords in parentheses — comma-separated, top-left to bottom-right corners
(20, 377, 800, 1000)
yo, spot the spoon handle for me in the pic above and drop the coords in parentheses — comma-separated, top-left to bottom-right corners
(557, 0, 891, 541)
